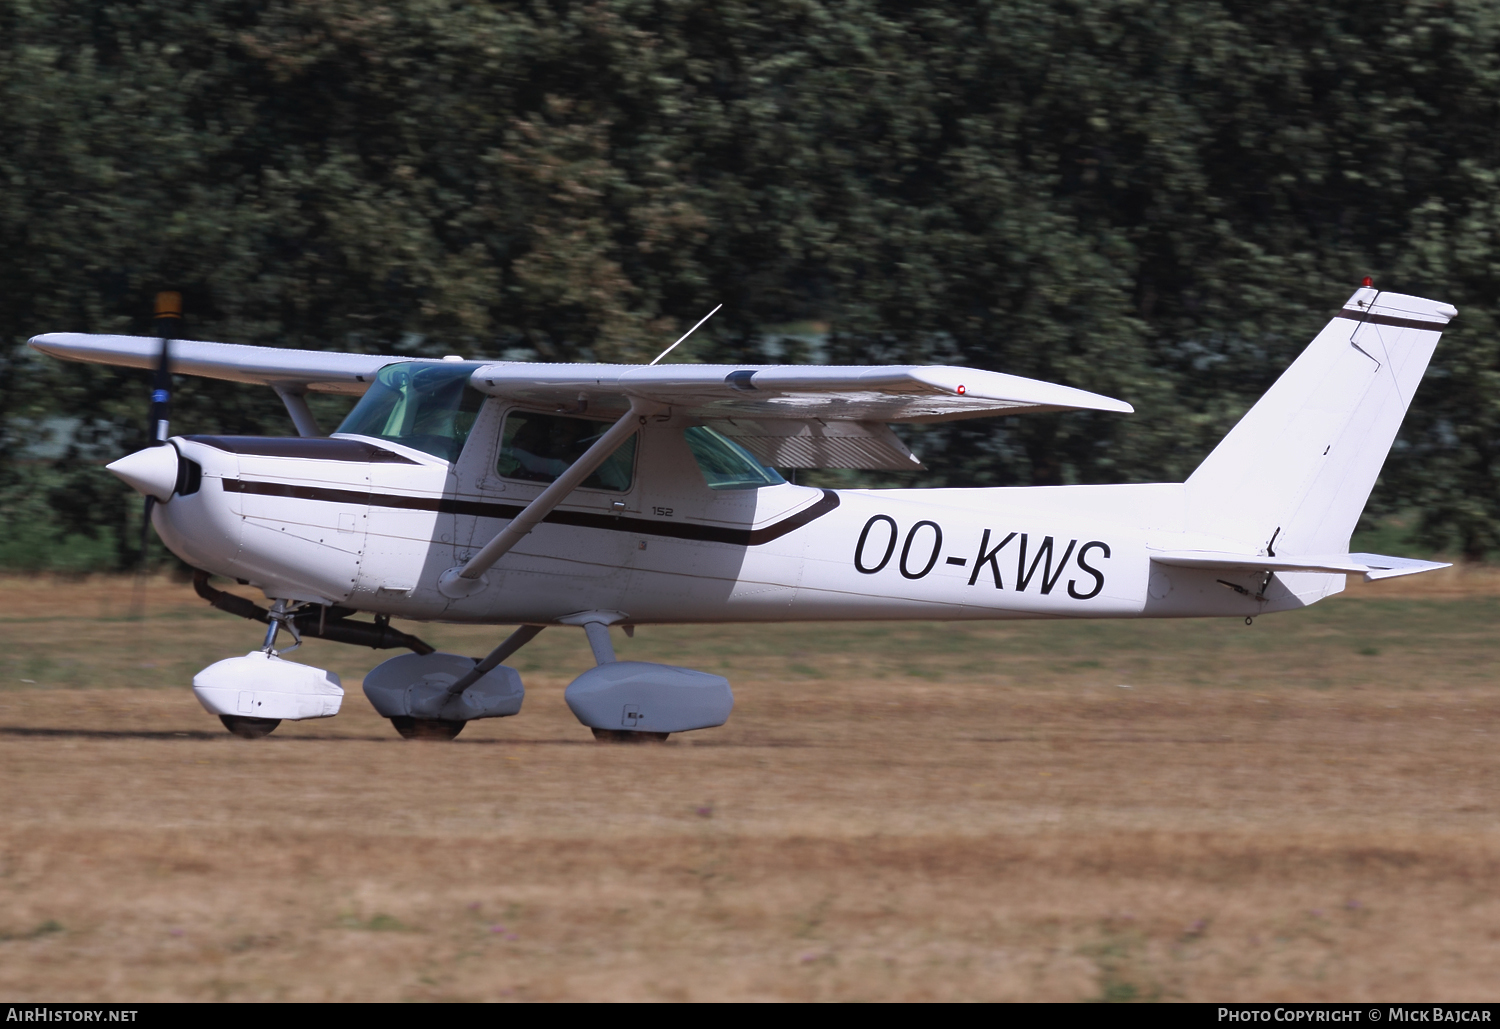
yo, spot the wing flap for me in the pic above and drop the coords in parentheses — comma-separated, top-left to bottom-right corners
(709, 419, 924, 470)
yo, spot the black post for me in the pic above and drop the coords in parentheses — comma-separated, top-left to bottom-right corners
(148, 291, 179, 446)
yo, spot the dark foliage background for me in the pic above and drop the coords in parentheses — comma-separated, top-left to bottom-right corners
(3, 0, 1498, 568)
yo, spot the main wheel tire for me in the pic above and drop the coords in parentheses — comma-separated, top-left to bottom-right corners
(219, 715, 282, 739)
(389, 716, 466, 741)
(591, 728, 670, 743)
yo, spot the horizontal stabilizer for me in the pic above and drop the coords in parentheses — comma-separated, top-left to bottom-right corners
(1348, 552, 1453, 581)
(1151, 550, 1450, 583)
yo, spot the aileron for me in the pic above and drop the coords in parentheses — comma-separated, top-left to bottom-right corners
(29, 332, 414, 394)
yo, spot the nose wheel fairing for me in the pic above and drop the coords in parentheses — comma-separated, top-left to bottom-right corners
(192, 651, 344, 725)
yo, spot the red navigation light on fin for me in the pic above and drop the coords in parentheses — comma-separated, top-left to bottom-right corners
(1361, 276, 1373, 288)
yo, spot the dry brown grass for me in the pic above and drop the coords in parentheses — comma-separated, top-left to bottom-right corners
(1, 571, 1499, 1001)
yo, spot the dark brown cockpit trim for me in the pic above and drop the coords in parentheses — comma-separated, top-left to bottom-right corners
(220, 479, 840, 547)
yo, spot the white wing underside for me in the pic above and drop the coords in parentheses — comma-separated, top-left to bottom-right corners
(28, 332, 1132, 468)
(470, 363, 1132, 425)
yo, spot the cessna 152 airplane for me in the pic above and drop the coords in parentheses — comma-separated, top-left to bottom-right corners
(28, 284, 1452, 742)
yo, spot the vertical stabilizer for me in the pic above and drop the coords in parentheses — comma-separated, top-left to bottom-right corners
(1184, 288, 1454, 555)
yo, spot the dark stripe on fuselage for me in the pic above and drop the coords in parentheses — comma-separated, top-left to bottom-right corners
(221, 479, 840, 546)
(185, 435, 419, 463)
(1334, 310, 1449, 331)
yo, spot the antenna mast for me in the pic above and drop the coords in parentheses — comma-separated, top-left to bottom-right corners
(649, 304, 722, 366)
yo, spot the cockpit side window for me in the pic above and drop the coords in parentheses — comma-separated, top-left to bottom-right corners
(335, 362, 485, 462)
(683, 426, 786, 489)
(497, 411, 637, 492)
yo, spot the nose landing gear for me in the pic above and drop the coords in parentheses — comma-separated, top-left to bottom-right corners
(191, 601, 345, 738)
(209, 602, 303, 739)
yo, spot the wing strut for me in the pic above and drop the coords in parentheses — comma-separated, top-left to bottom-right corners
(442, 624, 545, 696)
(438, 398, 660, 596)
(273, 385, 324, 437)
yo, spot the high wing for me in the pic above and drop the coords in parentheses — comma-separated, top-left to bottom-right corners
(472, 362, 1132, 470)
(28, 334, 1132, 421)
(471, 362, 1132, 424)
(28, 333, 1133, 469)
(27, 333, 415, 395)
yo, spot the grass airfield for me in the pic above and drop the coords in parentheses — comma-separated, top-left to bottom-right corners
(1, 571, 1498, 1001)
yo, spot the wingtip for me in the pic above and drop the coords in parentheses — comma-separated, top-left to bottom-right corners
(1070, 392, 1133, 415)
(26, 333, 66, 356)
(27, 332, 101, 361)
(1090, 396, 1134, 414)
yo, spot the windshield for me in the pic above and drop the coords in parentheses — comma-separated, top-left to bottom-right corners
(497, 411, 637, 492)
(336, 362, 485, 461)
(684, 426, 786, 490)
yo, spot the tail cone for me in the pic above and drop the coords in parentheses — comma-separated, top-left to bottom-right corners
(107, 445, 179, 501)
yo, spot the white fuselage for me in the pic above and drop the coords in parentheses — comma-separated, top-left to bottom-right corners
(154, 401, 1342, 628)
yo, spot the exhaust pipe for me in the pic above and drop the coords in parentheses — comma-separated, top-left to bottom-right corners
(191, 570, 434, 654)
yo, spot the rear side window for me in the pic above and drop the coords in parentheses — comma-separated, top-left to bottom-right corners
(684, 426, 786, 490)
(497, 411, 637, 492)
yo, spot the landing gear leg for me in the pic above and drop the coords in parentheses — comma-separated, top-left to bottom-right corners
(261, 600, 303, 655)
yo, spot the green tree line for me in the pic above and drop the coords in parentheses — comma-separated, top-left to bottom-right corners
(2, 0, 1498, 568)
